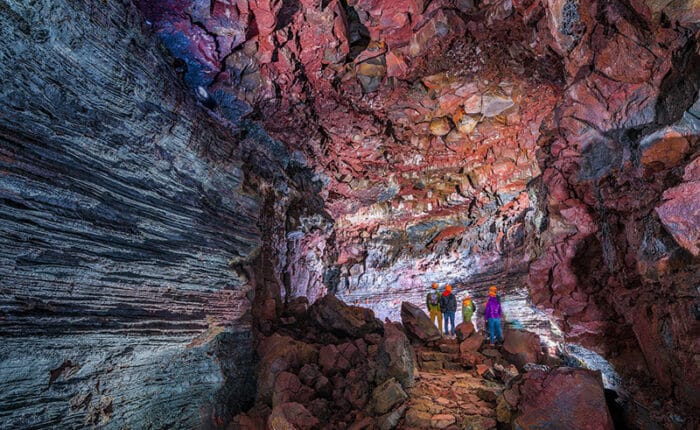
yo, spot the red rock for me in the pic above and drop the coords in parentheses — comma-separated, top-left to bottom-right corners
(460, 351, 484, 368)
(272, 372, 315, 407)
(319, 344, 351, 375)
(298, 363, 322, 387)
(656, 181, 700, 256)
(348, 416, 375, 430)
(268, 402, 319, 430)
(508, 368, 614, 430)
(228, 413, 265, 430)
(501, 328, 543, 370)
(455, 322, 475, 343)
(429, 226, 467, 247)
(257, 335, 319, 405)
(404, 9, 465, 58)
(375, 322, 417, 388)
(642, 131, 691, 172)
(338, 341, 364, 366)
(460, 334, 484, 354)
(385, 50, 408, 77)
(594, 33, 654, 83)
(344, 371, 370, 409)
(431, 413, 456, 428)
(309, 294, 383, 338)
(475, 364, 491, 376)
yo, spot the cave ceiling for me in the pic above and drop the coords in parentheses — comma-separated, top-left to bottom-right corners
(133, 0, 700, 408)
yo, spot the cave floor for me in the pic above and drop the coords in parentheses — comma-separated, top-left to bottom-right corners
(401, 338, 503, 429)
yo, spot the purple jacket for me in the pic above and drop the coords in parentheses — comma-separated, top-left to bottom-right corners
(484, 296, 502, 320)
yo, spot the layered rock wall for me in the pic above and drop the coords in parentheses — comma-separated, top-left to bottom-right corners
(0, 0, 304, 427)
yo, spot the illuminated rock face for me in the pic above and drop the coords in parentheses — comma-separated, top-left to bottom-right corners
(1, 0, 699, 428)
(134, 0, 699, 414)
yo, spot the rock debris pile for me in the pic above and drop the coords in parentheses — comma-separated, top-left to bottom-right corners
(230, 295, 619, 429)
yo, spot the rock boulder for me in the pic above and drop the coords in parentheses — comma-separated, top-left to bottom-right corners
(309, 294, 383, 338)
(455, 322, 475, 342)
(501, 367, 614, 430)
(401, 302, 441, 343)
(501, 328, 543, 370)
(267, 402, 319, 430)
(375, 323, 417, 388)
(371, 377, 408, 415)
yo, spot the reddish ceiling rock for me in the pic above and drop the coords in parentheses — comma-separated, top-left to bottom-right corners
(656, 158, 700, 257)
(129, 0, 699, 424)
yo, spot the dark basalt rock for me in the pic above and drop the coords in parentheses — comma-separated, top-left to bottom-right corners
(400, 301, 441, 343)
(309, 294, 383, 339)
(375, 322, 417, 389)
(499, 367, 615, 430)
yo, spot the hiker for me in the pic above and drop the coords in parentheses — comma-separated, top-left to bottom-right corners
(484, 285, 504, 346)
(462, 295, 475, 326)
(440, 284, 457, 337)
(426, 283, 442, 333)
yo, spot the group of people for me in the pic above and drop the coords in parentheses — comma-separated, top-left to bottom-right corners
(426, 283, 504, 346)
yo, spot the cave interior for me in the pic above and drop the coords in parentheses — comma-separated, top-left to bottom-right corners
(0, 0, 698, 429)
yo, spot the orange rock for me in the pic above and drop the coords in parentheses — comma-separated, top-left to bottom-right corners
(429, 117, 452, 136)
(641, 129, 690, 170)
(385, 50, 408, 77)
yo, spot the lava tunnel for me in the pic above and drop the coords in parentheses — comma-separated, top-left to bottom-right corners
(0, 0, 698, 428)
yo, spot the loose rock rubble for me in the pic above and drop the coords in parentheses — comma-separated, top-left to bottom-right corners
(231, 297, 620, 429)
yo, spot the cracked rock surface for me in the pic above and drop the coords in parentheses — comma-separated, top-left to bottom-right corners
(1, 0, 699, 428)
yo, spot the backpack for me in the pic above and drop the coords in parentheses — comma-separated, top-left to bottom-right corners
(428, 291, 439, 305)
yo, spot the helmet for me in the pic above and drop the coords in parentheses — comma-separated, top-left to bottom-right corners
(431, 283, 438, 289)
(488, 285, 497, 296)
(446, 285, 452, 292)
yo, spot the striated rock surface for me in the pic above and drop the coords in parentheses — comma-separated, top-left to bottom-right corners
(0, 0, 326, 428)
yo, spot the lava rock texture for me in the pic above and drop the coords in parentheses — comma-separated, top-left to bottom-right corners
(133, 1, 699, 423)
(0, 0, 328, 428)
(2, 0, 699, 428)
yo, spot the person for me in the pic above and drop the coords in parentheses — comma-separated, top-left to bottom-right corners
(426, 283, 442, 334)
(484, 285, 504, 346)
(462, 295, 475, 326)
(440, 284, 457, 337)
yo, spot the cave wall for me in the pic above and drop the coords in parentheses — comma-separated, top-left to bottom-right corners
(525, 0, 700, 412)
(0, 0, 269, 427)
(131, 0, 700, 419)
(132, 0, 571, 343)
(2, 0, 699, 426)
